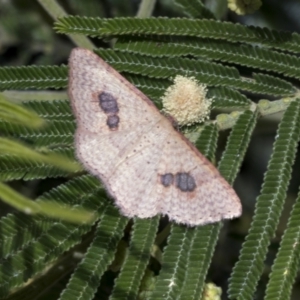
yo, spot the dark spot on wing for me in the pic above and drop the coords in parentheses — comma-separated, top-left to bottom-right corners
(175, 172, 196, 192)
(107, 115, 119, 130)
(98, 92, 121, 131)
(161, 173, 174, 187)
(99, 92, 119, 114)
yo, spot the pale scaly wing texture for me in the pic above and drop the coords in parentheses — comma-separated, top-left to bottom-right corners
(69, 48, 162, 181)
(69, 48, 161, 136)
(68, 48, 242, 226)
(153, 130, 242, 225)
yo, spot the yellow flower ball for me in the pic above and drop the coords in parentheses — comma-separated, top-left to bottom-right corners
(162, 75, 212, 126)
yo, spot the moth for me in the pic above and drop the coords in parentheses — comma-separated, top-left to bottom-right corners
(68, 48, 242, 226)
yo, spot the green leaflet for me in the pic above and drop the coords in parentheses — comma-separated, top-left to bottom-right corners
(0, 198, 107, 297)
(0, 65, 68, 90)
(0, 182, 94, 224)
(0, 175, 105, 297)
(0, 95, 45, 128)
(0, 175, 100, 259)
(252, 73, 294, 95)
(22, 100, 73, 121)
(115, 37, 300, 80)
(55, 15, 108, 37)
(0, 137, 80, 173)
(177, 224, 222, 300)
(190, 110, 258, 298)
(218, 109, 258, 184)
(208, 86, 251, 109)
(123, 74, 169, 108)
(55, 17, 300, 54)
(110, 217, 160, 300)
(148, 111, 257, 299)
(195, 123, 219, 162)
(94, 48, 239, 81)
(126, 77, 251, 110)
(0, 147, 76, 181)
(59, 204, 128, 300)
(228, 100, 300, 300)
(174, 0, 216, 19)
(265, 187, 300, 300)
(0, 119, 75, 147)
(0, 100, 76, 177)
(189, 109, 258, 298)
(176, 124, 219, 300)
(95, 49, 294, 96)
(147, 124, 218, 300)
(148, 224, 195, 300)
(0, 52, 295, 97)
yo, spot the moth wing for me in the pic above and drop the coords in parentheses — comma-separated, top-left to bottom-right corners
(100, 120, 242, 226)
(153, 131, 242, 225)
(69, 48, 161, 136)
(75, 118, 241, 226)
(69, 47, 162, 181)
(69, 48, 241, 226)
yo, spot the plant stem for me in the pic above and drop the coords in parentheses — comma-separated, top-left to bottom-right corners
(185, 97, 297, 142)
(136, 0, 156, 18)
(216, 97, 294, 131)
(37, 0, 94, 49)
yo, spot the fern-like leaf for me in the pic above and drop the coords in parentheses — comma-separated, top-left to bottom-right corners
(0, 95, 45, 128)
(148, 109, 258, 299)
(127, 76, 251, 109)
(195, 123, 218, 162)
(188, 110, 258, 299)
(95, 49, 295, 96)
(0, 52, 294, 99)
(55, 16, 107, 37)
(110, 216, 160, 300)
(147, 124, 218, 300)
(0, 175, 101, 260)
(264, 187, 300, 300)
(265, 188, 300, 300)
(55, 17, 300, 54)
(59, 204, 128, 300)
(0, 119, 75, 147)
(252, 73, 294, 95)
(228, 100, 300, 300)
(0, 176, 109, 297)
(177, 224, 221, 300)
(0, 66, 68, 90)
(123, 74, 169, 108)
(208, 86, 251, 109)
(177, 124, 220, 300)
(174, 0, 216, 19)
(115, 37, 300, 80)
(22, 100, 72, 121)
(0, 147, 76, 181)
(218, 109, 258, 185)
(148, 224, 196, 300)
(0, 101, 75, 176)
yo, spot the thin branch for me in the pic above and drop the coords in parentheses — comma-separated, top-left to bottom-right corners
(37, 0, 95, 49)
(216, 97, 296, 130)
(136, 0, 156, 18)
(185, 97, 297, 143)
